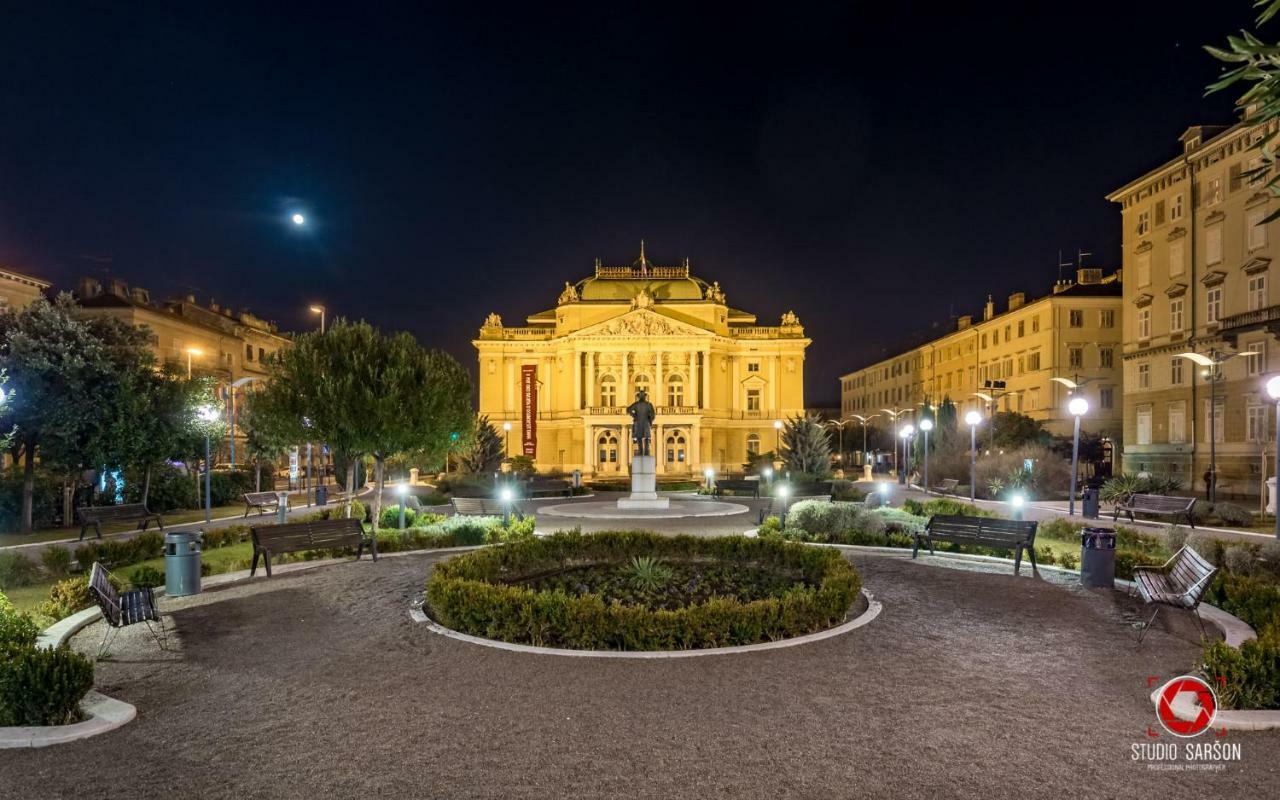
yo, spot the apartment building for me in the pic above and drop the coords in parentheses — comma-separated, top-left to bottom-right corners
(1107, 118, 1280, 499)
(839, 269, 1124, 454)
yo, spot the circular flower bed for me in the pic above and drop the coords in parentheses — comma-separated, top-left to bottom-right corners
(424, 531, 861, 651)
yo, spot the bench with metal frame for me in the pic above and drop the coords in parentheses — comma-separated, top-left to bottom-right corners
(87, 562, 167, 657)
(913, 515, 1040, 576)
(451, 497, 521, 517)
(76, 503, 164, 542)
(931, 478, 959, 495)
(713, 479, 761, 498)
(249, 518, 372, 578)
(1111, 493, 1196, 528)
(520, 479, 572, 498)
(242, 491, 286, 517)
(1132, 546, 1217, 644)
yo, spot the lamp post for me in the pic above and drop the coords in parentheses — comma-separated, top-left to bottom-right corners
(777, 484, 790, 528)
(964, 410, 982, 503)
(502, 421, 512, 461)
(397, 482, 409, 530)
(500, 486, 514, 526)
(198, 405, 220, 523)
(918, 418, 933, 495)
(1267, 375, 1280, 539)
(1067, 396, 1089, 516)
(881, 408, 910, 484)
(899, 424, 915, 488)
(826, 419, 850, 471)
(309, 305, 326, 334)
(773, 419, 783, 459)
(878, 482, 891, 507)
(762, 465, 773, 487)
(1011, 493, 1025, 521)
(851, 414, 881, 475)
(1176, 350, 1244, 503)
(704, 467, 715, 492)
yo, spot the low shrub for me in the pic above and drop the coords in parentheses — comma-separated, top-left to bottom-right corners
(903, 498, 995, 519)
(1166, 526, 1190, 553)
(427, 531, 861, 651)
(0, 644, 95, 726)
(785, 500, 884, 542)
(0, 551, 41, 590)
(40, 547, 73, 579)
(1058, 550, 1079, 570)
(0, 591, 39, 655)
(1035, 518, 1083, 542)
(73, 530, 165, 572)
(1186, 532, 1224, 566)
(379, 504, 418, 529)
(1211, 502, 1253, 527)
(1223, 546, 1258, 577)
(1203, 633, 1280, 710)
(1206, 573, 1280, 637)
(871, 508, 926, 537)
(128, 565, 165, 589)
(37, 577, 97, 622)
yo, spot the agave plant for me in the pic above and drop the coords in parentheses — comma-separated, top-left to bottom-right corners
(628, 555, 673, 591)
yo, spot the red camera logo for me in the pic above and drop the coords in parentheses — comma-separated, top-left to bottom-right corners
(1155, 676, 1218, 738)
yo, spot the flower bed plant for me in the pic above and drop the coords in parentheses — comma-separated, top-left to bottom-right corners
(425, 531, 861, 651)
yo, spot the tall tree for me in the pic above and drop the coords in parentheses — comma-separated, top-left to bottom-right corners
(780, 413, 833, 478)
(459, 415, 503, 474)
(0, 295, 154, 531)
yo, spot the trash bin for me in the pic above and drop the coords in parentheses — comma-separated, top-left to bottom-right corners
(571, 469, 582, 489)
(164, 531, 202, 597)
(1082, 486, 1100, 519)
(315, 484, 327, 506)
(1079, 528, 1116, 589)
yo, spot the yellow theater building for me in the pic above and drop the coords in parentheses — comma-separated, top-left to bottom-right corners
(474, 246, 811, 476)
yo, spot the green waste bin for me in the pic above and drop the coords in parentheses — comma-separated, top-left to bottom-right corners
(164, 531, 202, 597)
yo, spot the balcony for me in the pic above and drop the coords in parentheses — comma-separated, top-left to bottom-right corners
(477, 326, 555, 340)
(1219, 304, 1280, 345)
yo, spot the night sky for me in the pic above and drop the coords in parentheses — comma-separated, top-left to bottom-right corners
(0, 2, 1260, 403)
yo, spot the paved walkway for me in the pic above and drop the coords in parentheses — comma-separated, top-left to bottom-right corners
(3, 549, 1274, 798)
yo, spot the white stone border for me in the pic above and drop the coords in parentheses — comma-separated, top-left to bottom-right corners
(411, 588, 881, 659)
(1148, 685, 1280, 732)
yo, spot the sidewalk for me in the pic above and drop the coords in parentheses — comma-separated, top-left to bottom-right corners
(853, 479, 1276, 545)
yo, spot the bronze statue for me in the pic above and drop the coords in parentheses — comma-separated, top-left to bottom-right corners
(626, 388, 655, 456)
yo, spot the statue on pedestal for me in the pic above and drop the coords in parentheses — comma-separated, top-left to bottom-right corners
(626, 388, 655, 456)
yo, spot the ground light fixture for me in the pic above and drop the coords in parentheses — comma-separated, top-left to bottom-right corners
(1011, 493, 1025, 520)
(964, 410, 982, 502)
(500, 486, 515, 525)
(704, 467, 715, 491)
(1268, 375, 1280, 539)
(1067, 396, 1089, 516)
(397, 482, 409, 530)
(878, 482, 890, 503)
(776, 483, 790, 527)
(762, 466, 773, 484)
(918, 419, 933, 495)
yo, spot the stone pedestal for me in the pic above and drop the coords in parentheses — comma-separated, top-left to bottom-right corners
(617, 455, 670, 509)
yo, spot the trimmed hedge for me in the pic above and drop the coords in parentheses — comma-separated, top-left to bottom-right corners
(0, 590, 94, 726)
(426, 531, 861, 651)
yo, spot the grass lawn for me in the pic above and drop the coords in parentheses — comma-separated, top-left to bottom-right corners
(0, 504, 248, 547)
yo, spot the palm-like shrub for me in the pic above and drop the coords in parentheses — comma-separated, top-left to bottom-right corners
(628, 556, 673, 591)
(780, 413, 833, 478)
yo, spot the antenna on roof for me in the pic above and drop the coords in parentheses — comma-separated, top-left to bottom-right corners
(1077, 248, 1092, 268)
(1057, 250, 1072, 283)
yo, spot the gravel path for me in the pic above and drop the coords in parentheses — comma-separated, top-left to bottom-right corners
(3, 549, 1277, 799)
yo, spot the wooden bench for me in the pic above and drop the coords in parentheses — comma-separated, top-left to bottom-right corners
(524, 479, 572, 498)
(1132, 546, 1217, 643)
(713, 479, 761, 498)
(1112, 493, 1196, 528)
(76, 503, 164, 542)
(88, 562, 166, 655)
(250, 518, 371, 578)
(243, 491, 286, 517)
(757, 495, 831, 524)
(451, 497, 515, 516)
(931, 478, 959, 495)
(913, 515, 1039, 576)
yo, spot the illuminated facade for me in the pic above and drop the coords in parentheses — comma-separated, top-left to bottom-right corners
(0, 266, 51, 312)
(474, 246, 810, 475)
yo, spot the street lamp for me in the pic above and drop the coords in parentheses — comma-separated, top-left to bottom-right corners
(777, 483, 790, 528)
(918, 418, 933, 495)
(198, 405, 220, 522)
(1176, 350, 1245, 502)
(397, 482, 409, 530)
(773, 419, 783, 458)
(899, 424, 915, 488)
(1011, 493, 1025, 521)
(704, 467, 715, 492)
(1067, 396, 1089, 516)
(881, 408, 911, 484)
(964, 410, 982, 503)
(825, 419, 850, 471)
(1267, 375, 1280, 539)
(309, 305, 326, 334)
(185, 347, 203, 379)
(502, 421, 512, 460)
(500, 486, 514, 526)
(878, 482, 891, 506)
(850, 413, 881, 477)
(762, 465, 773, 485)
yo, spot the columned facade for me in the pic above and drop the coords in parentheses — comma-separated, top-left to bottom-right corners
(474, 248, 810, 476)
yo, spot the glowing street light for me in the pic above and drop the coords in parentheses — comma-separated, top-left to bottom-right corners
(502, 421, 512, 459)
(882, 408, 912, 484)
(1267, 375, 1280, 539)
(396, 482, 410, 530)
(776, 483, 790, 527)
(762, 465, 773, 484)
(898, 424, 915, 487)
(197, 404, 220, 522)
(918, 418, 933, 495)
(309, 304, 325, 333)
(964, 410, 982, 503)
(500, 485, 515, 525)
(1067, 395, 1089, 516)
(1011, 493, 1025, 520)
(704, 467, 715, 491)
(185, 346, 203, 379)
(773, 418, 783, 458)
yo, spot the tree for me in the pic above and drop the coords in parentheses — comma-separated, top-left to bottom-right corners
(990, 411, 1049, 449)
(118, 368, 213, 506)
(460, 415, 504, 474)
(240, 394, 294, 492)
(780, 413, 833, 478)
(1207, 1, 1280, 220)
(0, 295, 155, 532)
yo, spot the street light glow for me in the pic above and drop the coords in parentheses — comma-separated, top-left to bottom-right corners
(1267, 375, 1280, 401)
(919, 418, 933, 432)
(500, 487, 514, 502)
(773, 419, 783, 430)
(777, 484, 789, 498)
(762, 466, 773, 479)
(879, 482, 889, 496)
(503, 422, 512, 432)
(964, 410, 982, 427)
(198, 405, 220, 422)
(900, 424, 914, 438)
(1011, 494, 1025, 508)
(397, 483, 409, 496)
(1068, 397, 1090, 417)
(704, 468, 715, 479)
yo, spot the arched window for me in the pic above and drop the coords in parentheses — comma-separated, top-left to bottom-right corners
(600, 375, 616, 407)
(667, 374, 684, 407)
(598, 430, 619, 464)
(746, 433, 761, 456)
(633, 373, 650, 401)
(666, 431, 687, 464)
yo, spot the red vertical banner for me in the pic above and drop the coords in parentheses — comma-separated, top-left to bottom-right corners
(521, 364, 537, 457)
